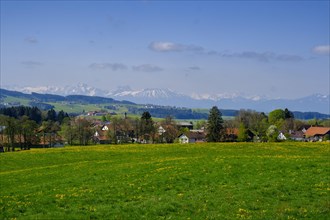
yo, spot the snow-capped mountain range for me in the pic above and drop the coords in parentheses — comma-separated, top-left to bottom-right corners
(2, 83, 329, 114)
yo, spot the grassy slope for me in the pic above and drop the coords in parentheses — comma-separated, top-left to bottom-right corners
(2, 96, 30, 106)
(0, 142, 329, 219)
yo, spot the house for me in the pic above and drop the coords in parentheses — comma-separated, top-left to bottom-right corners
(178, 134, 189, 144)
(38, 135, 65, 148)
(225, 128, 238, 142)
(178, 130, 206, 143)
(101, 124, 110, 131)
(87, 111, 107, 116)
(300, 125, 311, 134)
(158, 126, 166, 136)
(177, 122, 194, 130)
(304, 127, 330, 141)
(277, 132, 287, 141)
(289, 130, 305, 141)
(225, 128, 257, 142)
(93, 130, 111, 144)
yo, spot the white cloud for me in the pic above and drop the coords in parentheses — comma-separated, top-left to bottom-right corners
(89, 63, 127, 70)
(132, 64, 163, 72)
(24, 36, 38, 44)
(312, 45, 330, 55)
(188, 66, 201, 70)
(149, 41, 204, 52)
(21, 61, 43, 68)
(222, 51, 304, 62)
(149, 41, 303, 62)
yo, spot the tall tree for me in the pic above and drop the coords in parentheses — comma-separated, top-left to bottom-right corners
(73, 117, 93, 146)
(57, 110, 69, 124)
(2, 116, 18, 151)
(284, 108, 294, 119)
(59, 118, 75, 145)
(140, 111, 155, 142)
(268, 109, 285, 125)
(21, 116, 38, 149)
(235, 110, 269, 141)
(266, 125, 279, 142)
(46, 109, 57, 121)
(108, 117, 120, 144)
(206, 106, 224, 142)
(40, 121, 53, 148)
(160, 116, 178, 143)
(237, 122, 249, 142)
(29, 107, 42, 124)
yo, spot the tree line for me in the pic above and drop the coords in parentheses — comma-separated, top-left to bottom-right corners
(0, 106, 70, 151)
(0, 106, 329, 152)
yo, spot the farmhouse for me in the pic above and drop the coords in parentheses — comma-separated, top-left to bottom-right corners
(225, 128, 238, 142)
(178, 130, 206, 143)
(93, 130, 111, 144)
(158, 126, 166, 136)
(304, 127, 330, 141)
(289, 130, 305, 141)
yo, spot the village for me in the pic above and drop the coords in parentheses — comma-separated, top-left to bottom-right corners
(0, 105, 329, 152)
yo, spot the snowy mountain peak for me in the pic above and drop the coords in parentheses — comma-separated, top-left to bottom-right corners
(139, 88, 182, 98)
(2, 83, 329, 113)
(111, 88, 183, 99)
(2, 83, 109, 97)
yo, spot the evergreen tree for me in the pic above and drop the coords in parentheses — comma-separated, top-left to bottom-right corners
(140, 111, 154, 142)
(29, 107, 42, 124)
(47, 109, 57, 121)
(284, 108, 294, 119)
(57, 110, 69, 124)
(206, 106, 224, 142)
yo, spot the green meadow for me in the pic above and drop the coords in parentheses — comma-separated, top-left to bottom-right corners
(0, 143, 329, 219)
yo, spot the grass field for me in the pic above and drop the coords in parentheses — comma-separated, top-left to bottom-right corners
(0, 143, 329, 219)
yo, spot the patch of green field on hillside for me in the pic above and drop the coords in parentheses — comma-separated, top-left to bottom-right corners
(2, 96, 30, 106)
(49, 102, 103, 113)
(0, 143, 329, 219)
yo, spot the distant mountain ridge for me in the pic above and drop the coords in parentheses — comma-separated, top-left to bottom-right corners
(2, 84, 329, 114)
(0, 88, 329, 120)
(7, 83, 110, 97)
(0, 88, 134, 105)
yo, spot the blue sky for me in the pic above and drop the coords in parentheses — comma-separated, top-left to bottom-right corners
(1, 0, 329, 98)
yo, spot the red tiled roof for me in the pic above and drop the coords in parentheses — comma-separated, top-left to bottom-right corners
(305, 127, 330, 137)
(226, 128, 239, 136)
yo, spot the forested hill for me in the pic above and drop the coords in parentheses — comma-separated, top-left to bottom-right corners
(0, 88, 134, 105)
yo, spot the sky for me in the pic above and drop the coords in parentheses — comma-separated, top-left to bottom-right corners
(1, 0, 329, 99)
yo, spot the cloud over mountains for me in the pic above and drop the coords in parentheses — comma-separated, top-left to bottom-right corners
(149, 41, 304, 62)
(149, 41, 204, 53)
(89, 63, 128, 70)
(132, 64, 163, 72)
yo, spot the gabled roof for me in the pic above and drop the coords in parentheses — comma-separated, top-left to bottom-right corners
(188, 131, 206, 139)
(226, 128, 238, 136)
(94, 130, 110, 141)
(305, 127, 330, 137)
(290, 130, 304, 138)
(178, 134, 188, 139)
